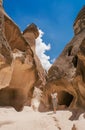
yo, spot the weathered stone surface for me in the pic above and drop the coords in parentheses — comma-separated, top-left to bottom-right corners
(23, 24, 46, 88)
(41, 6, 85, 114)
(0, 6, 12, 64)
(74, 6, 85, 35)
(0, 0, 3, 6)
(0, 3, 46, 111)
(4, 16, 28, 52)
(1, 1, 85, 116)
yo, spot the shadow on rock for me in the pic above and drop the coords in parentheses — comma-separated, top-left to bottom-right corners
(69, 108, 85, 121)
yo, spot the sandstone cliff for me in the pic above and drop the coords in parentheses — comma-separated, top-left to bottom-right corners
(23, 24, 46, 88)
(42, 6, 85, 113)
(0, 2, 46, 111)
(1, 0, 85, 117)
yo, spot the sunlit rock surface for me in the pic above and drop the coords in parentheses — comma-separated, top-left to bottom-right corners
(0, 3, 46, 111)
(42, 6, 85, 115)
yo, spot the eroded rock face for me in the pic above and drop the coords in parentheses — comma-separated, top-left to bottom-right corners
(1, 1, 85, 115)
(41, 6, 85, 112)
(0, 0, 3, 6)
(73, 6, 85, 35)
(23, 24, 47, 88)
(0, 4, 46, 111)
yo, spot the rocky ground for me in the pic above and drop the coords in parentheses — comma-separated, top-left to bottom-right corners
(0, 106, 85, 130)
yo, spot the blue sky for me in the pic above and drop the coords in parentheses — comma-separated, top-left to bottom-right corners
(4, 0, 85, 63)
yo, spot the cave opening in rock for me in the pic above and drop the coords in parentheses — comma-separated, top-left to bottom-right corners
(72, 55, 78, 68)
(58, 91, 73, 107)
(67, 46, 73, 56)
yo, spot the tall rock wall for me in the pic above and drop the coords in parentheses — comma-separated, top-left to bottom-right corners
(42, 6, 85, 112)
(0, 3, 46, 111)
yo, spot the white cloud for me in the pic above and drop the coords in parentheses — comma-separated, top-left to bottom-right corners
(51, 58, 55, 63)
(35, 29, 52, 71)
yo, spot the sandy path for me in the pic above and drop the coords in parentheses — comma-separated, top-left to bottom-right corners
(0, 107, 84, 130)
(0, 107, 58, 130)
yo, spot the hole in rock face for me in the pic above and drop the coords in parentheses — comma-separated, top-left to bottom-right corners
(68, 46, 73, 56)
(58, 91, 73, 107)
(72, 55, 78, 68)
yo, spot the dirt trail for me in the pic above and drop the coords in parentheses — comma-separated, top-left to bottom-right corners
(0, 107, 84, 130)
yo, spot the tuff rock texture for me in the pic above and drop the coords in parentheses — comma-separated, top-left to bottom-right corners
(73, 6, 85, 35)
(41, 6, 85, 114)
(1, 0, 85, 117)
(23, 24, 46, 88)
(0, 2, 46, 111)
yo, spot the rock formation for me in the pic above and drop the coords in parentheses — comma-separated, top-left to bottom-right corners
(0, 1, 46, 111)
(1, 0, 85, 116)
(23, 24, 46, 88)
(41, 6, 85, 113)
